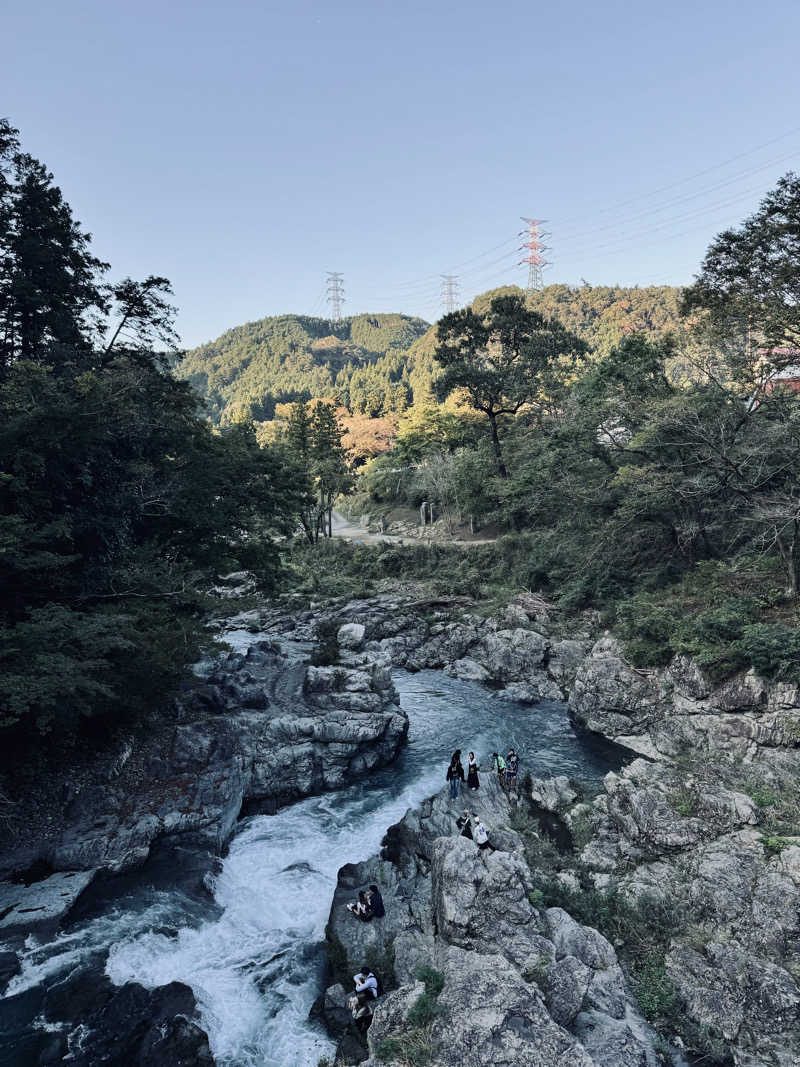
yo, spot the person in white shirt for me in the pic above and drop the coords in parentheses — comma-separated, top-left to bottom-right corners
(472, 814, 491, 851)
(353, 967, 379, 1004)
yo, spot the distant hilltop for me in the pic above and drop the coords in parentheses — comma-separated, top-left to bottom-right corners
(177, 284, 682, 425)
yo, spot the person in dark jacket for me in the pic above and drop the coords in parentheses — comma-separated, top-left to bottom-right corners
(446, 750, 465, 799)
(346, 890, 371, 919)
(506, 748, 519, 791)
(466, 752, 480, 790)
(367, 884, 385, 918)
(456, 808, 473, 839)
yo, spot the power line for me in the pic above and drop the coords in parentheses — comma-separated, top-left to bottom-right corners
(440, 275, 460, 313)
(520, 218, 549, 295)
(326, 272, 344, 321)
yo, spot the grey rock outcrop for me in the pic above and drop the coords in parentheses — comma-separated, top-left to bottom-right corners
(326, 780, 657, 1067)
(556, 755, 800, 1066)
(0, 870, 98, 939)
(569, 637, 800, 772)
(258, 593, 597, 704)
(1, 639, 407, 894)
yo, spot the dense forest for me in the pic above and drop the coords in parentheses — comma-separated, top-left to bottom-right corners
(4, 103, 799, 744)
(294, 179, 800, 685)
(179, 284, 682, 428)
(178, 313, 429, 424)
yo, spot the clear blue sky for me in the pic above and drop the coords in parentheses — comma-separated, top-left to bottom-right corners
(3, 0, 800, 346)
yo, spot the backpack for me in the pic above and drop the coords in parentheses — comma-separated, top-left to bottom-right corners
(473, 822, 489, 845)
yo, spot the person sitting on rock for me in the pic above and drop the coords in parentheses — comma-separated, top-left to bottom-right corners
(472, 814, 492, 851)
(467, 751, 480, 790)
(351, 966, 380, 1030)
(346, 890, 371, 920)
(456, 808, 473, 839)
(446, 750, 465, 799)
(491, 751, 506, 785)
(506, 748, 519, 790)
(367, 884, 385, 918)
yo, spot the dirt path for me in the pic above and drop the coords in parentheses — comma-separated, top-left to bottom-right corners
(330, 510, 496, 547)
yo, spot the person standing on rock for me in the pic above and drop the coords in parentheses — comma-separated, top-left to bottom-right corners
(446, 750, 465, 799)
(506, 748, 519, 792)
(456, 808, 473, 839)
(491, 751, 506, 787)
(467, 752, 480, 790)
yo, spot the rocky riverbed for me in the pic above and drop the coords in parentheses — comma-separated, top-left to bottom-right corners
(4, 588, 800, 1066)
(303, 597, 800, 1067)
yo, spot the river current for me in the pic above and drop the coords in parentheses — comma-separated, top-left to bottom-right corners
(9, 649, 620, 1067)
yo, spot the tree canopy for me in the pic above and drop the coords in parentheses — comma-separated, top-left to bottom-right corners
(0, 119, 301, 736)
(433, 294, 586, 476)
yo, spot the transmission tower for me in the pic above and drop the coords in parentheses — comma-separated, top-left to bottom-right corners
(519, 218, 549, 295)
(440, 274, 460, 314)
(326, 272, 345, 321)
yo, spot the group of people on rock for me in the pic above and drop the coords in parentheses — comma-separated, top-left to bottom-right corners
(446, 746, 520, 798)
(345, 883, 385, 922)
(445, 749, 480, 796)
(491, 748, 520, 791)
(340, 745, 523, 1037)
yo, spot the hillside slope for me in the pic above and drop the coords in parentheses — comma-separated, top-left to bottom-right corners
(178, 313, 429, 423)
(179, 285, 682, 424)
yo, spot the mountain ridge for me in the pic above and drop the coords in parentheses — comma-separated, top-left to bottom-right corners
(177, 284, 683, 425)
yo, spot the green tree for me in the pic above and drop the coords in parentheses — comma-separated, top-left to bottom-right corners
(310, 402, 354, 538)
(284, 398, 318, 543)
(433, 294, 585, 477)
(0, 121, 107, 371)
(0, 120, 302, 736)
(682, 172, 800, 361)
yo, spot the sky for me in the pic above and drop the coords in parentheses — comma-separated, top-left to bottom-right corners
(3, 0, 800, 347)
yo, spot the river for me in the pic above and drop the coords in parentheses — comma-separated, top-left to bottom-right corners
(8, 662, 620, 1067)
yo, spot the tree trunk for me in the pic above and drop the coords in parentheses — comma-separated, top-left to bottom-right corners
(488, 413, 508, 478)
(777, 524, 799, 597)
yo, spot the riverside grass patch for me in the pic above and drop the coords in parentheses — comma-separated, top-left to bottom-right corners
(375, 967, 445, 1067)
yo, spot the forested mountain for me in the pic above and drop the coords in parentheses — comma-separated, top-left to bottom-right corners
(178, 313, 429, 423)
(179, 285, 682, 424)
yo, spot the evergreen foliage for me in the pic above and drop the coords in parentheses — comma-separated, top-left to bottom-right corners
(177, 312, 428, 424)
(433, 293, 586, 477)
(0, 119, 301, 738)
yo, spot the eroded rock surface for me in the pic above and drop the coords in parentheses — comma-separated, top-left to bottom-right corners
(256, 592, 596, 706)
(564, 756, 800, 1066)
(0, 638, 407, 938)
(325, 780, 657, 1067)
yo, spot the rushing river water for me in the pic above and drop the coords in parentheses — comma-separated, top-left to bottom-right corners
(9, 661, 621, 1067)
